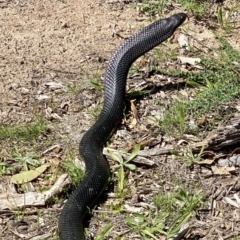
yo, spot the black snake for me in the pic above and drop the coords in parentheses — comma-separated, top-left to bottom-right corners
(59, 13, 187, 240)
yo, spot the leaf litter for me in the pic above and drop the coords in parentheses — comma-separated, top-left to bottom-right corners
(0, 0, 240, 239)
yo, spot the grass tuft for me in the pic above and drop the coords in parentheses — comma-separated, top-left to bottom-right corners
(0, 118, 47, 141)
(126, 187, 203, 239)
(158, 37, 240, 135)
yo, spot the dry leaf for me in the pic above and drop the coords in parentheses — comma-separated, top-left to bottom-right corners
(11, 164, 50, 184)
(130, 100, 138, 119)
(211, 166, 235, 175)
(129, 117, 137, 128)
(200, 159, 214, 165)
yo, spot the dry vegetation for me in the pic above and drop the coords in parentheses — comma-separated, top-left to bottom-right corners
(0, 0, 240, 240)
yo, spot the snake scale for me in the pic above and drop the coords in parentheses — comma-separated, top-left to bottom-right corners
(59, 13, 187, 240)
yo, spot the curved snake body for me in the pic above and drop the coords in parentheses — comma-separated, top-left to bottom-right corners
(59, 13, 187, 240)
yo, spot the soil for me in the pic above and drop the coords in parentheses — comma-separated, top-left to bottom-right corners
(0, 0, 240, 240)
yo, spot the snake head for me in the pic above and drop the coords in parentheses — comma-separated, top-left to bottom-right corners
(168, 13, 187, 29)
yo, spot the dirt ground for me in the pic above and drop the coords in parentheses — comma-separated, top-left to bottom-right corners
(0, 0, 240, 240)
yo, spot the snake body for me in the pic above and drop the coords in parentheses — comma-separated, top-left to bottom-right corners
(59, 13, 187, 240)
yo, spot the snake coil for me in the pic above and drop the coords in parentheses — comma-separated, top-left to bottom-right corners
(59, 13, 187, 240)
